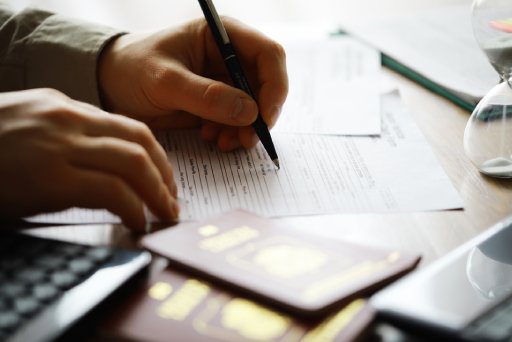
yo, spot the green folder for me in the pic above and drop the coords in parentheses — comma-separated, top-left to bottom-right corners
(381, 54, 476, 112)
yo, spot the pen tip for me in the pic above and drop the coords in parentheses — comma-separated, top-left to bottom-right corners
(273, 159, 280, 170)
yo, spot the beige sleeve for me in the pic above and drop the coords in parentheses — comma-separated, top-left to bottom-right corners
(0, 2, 125, 106)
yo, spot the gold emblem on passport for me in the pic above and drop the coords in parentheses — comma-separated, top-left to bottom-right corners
(199, 226, 260, 254)
(253, 244, 328, 278)
(198, 224, 219, 237)
(222, 298, 290, 340)
(225, 236, 343, 281)
(148, 282, 173, 300)
(193, 294, 299, 341)
(157, 280, 210, 321)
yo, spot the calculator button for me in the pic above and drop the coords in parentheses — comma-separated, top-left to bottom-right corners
(17, 267, 46, 283)
(33, 284, 59, 303)
(69, 258, 95, 276)
(0, 312, 21, 331)
(14, 297, 41, 317)
(85, 247, 112, 263)
(0, 282, 26, 297)
(35, 254, 66, 270)
(51, 271, 79, 289)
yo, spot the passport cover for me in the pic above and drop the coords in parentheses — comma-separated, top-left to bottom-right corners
(142, 209, 421, 317)
(100, 267, 375, 342)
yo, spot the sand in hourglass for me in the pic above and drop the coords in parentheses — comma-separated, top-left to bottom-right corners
(480, 156, 512, 177)
(483, 36, 512, 78)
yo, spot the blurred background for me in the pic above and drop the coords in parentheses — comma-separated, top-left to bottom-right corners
(5, 0, 472, 39)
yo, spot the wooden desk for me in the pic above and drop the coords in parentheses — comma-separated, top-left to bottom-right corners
(9, 0, 512, 339)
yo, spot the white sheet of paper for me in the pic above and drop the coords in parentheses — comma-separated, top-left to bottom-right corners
(340, 5, 497, 105)
(273, 37, 381, 135)
(26, 92, 462, 224)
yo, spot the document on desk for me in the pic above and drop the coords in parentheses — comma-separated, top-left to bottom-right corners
(339, 4, 497, 107)
(273, 36, 381, 135)
(26, 91, 462, 225)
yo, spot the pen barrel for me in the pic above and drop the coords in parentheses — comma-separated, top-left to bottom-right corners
(222, 45, 256, 98)
(222, 46, 278, 161)
(198, 0, 229, 47)
(197, 0, 279, 165)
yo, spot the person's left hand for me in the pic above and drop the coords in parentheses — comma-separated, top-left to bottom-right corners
(98, 17, 288, 152)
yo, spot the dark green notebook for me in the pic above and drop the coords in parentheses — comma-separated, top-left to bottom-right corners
(380, 54, 476, 112)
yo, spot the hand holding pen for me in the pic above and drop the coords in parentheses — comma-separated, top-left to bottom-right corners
(101, 16, 287, 154)
(197, 0, 287, 168)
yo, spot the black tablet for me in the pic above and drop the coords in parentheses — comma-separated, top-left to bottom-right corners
(371, 215, 512, 342)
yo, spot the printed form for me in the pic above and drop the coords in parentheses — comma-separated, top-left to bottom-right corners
(275, 37, 381, 135)
(26, 92, 462, 224)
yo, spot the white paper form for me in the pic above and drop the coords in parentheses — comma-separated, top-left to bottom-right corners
(273, 37, 382, 135)
(26, 92, 462, 224)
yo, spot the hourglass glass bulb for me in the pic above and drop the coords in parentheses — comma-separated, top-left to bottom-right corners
(464, 0, 512, 177)
(472, 0, 512, 81)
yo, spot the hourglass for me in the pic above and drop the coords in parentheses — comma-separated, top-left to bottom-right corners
(464, 0, 512, 177)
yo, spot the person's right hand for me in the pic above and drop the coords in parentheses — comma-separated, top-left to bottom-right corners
(0, 89, 179, 231)
(98, 17, 288, 152)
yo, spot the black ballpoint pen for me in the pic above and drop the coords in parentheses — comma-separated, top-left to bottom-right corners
(197, 0, 280, 169)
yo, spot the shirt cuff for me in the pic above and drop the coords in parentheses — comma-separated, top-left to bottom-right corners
(22, 9, 125, 106)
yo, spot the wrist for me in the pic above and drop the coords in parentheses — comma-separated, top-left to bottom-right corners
(97, 33, 127, 112)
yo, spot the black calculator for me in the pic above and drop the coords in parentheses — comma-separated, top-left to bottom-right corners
(0, 232, 150, 342)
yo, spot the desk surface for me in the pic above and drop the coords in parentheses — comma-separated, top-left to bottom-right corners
(11, 0, 512, 339)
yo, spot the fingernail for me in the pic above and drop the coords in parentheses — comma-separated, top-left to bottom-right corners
(231, 98, 257, 124)
(227, 137, 241, 151)
(170, 198, 180, 220)
(159, 187, 176, 221)
(169, 179, 178, 198)
(251, 133, 260, 147)
(165, 176, 174, 194)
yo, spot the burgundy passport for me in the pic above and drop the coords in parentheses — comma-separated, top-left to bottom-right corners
(142, 209, 420, 317)
(100, 267, 375, 342)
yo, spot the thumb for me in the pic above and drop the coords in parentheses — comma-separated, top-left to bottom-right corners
(163, 69, 258, 126)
